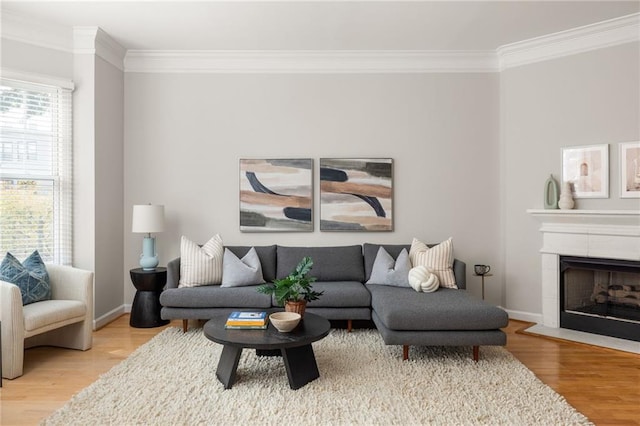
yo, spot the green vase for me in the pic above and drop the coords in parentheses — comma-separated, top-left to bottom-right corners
(544, 174, 559, 209)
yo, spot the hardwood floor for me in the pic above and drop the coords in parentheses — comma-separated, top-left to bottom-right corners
(507, 321, 640, 426)
(1, 317, 638, 425)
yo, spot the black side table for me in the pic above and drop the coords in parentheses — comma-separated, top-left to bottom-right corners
(473, 273, 493, 300)
(130, 267, 170, 328)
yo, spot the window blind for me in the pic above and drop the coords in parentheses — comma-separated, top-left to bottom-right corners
(0, 77, 73, 265)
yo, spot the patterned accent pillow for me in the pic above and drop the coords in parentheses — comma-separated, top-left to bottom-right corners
(409, 237, 457, 288)
(221, 247, 266, 287)
(178, 234, 224, 287)
(366, 247, 411, 287)
(0, 251, 51, 305)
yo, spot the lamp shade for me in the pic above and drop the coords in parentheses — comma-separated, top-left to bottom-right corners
(132, 204, 165, 233)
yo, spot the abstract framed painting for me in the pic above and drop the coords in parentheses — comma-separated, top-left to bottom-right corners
(320, 158, 393, 231)
(619, 141, 640, 198)
(239, 159, 313, 232)
(561, 144, 609, 198)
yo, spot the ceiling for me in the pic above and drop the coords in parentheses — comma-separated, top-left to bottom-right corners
(1, 1, 639, 52)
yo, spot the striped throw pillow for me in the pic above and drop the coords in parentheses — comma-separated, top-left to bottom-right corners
(179, 234, 224, 287)
(409, 237, 457, 289)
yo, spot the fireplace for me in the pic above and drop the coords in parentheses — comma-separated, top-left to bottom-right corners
(528, 209, 640, 349)
(560, 256, 640, 342)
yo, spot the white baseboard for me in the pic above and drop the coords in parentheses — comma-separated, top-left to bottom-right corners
(93, 305, 126, 330)
(124, 303, 132, 313)
(504, 309, 543, 324)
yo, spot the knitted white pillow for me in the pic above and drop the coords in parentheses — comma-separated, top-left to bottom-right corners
(409, 237, 457, 288)
(178, 234, 224, 287)
(408, 265, 439, 293)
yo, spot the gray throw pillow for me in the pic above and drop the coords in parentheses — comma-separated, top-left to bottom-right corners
(366, 247, 411, 287)
(221, 247, 266, 287)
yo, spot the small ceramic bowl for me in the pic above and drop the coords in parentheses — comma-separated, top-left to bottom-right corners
(270, 312, 301, 333)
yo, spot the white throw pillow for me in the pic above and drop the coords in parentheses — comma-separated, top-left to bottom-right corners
(408, 265, 440, 293)
(221, 247, 266, 287)
(409, 237, 457, 289)
(366, 247, 411, 287)
(178, 234, 224, 287)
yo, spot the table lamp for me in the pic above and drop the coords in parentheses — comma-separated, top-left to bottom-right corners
(132, 204, 165, 270)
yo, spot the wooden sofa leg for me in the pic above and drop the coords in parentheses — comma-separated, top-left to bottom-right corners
(473, 345, 479, 362)
(182, 319, 188, 333)
(347, 319, 353, 333)
(402, 345, 409, 361)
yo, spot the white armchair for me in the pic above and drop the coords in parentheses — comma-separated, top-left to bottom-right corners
(1, 264, 94, 379)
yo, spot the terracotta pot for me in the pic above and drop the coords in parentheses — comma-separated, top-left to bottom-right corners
(285, 300, 307, 317)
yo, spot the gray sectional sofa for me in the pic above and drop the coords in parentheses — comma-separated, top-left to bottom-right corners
(160, 243, 508, 361)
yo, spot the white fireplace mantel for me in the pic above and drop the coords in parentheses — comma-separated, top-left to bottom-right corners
(527, 209, 640, 331)
(527, 209, 640, 260)
(527, 209, 640, 226)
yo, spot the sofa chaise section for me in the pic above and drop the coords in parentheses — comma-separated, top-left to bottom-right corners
(369, 286, 508, 360)
(363, 243, 508, 361)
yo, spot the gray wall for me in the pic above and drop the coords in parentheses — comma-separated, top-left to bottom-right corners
(1, 39, 73, 79)
(72, 51, 125, 324)
(123, 72, 501, 304)
(3, 33, 638, 322)
(501, 42, 640, 318)
(94, 56, 125, 322)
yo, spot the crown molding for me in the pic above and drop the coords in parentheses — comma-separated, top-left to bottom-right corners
(73, 27, 126, 71)
(0, 9, 72, 53)
(0, 68, 75, 90)
(95, 28, 126, 71)
(124, 50, 498, 73)
(497, 13, 640, 70)
(3, 8, 638, 73)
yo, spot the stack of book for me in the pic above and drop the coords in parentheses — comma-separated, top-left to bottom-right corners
(225, 311, 268, 329)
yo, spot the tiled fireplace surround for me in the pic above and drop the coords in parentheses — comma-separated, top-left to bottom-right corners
(528, 209, 640, 352)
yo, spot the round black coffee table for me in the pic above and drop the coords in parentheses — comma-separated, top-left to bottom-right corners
(204, 312, 331, 390)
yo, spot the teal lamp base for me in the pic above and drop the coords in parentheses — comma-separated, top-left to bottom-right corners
(140, 236, 159, 270)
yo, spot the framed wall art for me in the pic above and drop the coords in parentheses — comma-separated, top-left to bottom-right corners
(619, 141, 640, 198)
(239, 159, 313, 232)
(320, 158, 393, 231)
(561, 144, 609, 198)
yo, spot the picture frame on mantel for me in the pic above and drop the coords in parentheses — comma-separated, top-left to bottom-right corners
(561, 144, 609, 199)
(619, 141, 640, 198)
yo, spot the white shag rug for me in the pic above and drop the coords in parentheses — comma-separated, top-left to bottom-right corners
(43, 328, 592, 426)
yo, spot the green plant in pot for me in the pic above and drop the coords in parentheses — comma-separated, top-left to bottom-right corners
(257, 256, 322, 317)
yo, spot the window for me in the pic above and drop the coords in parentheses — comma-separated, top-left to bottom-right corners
(0, 77, 73, 264)
(1, 141, 12, 162)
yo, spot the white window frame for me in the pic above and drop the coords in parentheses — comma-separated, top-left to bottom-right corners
(0, 71, 74, 265)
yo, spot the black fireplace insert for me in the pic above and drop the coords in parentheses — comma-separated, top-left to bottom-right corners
(560, 256, 640, 342)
